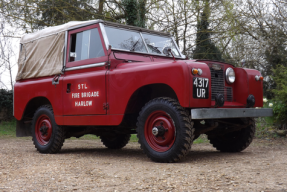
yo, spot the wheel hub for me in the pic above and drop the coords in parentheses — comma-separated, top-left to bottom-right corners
(152, 121, 168, 137)
(39, 123, 49, 136)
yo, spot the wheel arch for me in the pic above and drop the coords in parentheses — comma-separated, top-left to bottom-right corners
(22, 97, 52, 120)
(120, 83, 178, 129)
(16, 97, 52, 137)
(125, 83, 178, 114)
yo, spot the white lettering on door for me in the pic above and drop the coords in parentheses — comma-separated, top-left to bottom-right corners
(78, 84, 88, 89)
(75, 101, 93, 107)
(72, 84, 99, 107)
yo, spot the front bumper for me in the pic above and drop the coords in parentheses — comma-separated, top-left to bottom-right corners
(191, 108, 273, 119)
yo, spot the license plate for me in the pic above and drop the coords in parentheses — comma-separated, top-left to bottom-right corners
(193, 77, 209, 99)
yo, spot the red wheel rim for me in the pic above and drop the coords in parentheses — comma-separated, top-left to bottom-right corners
(144, 111, 176, 152)
(35, 114, 53, 145)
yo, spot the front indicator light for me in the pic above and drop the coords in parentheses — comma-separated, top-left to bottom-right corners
(192, 68, 202, 75)
(255, 75, 264, 81)
(226, 67, 235, 84)
(192, 68, 198, 75)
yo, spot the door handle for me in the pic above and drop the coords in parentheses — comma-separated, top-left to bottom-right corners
(66, 83, 71, 93)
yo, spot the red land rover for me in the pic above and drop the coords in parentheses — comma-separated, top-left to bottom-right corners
(14, 20, 273, 162)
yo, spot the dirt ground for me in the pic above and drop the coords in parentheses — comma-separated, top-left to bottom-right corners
(0, 137, 287, 192)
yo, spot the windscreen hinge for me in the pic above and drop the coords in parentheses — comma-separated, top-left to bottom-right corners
(52, 74, 61, 86)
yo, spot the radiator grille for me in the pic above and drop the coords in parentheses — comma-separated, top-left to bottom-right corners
(210, 67, 233, 101)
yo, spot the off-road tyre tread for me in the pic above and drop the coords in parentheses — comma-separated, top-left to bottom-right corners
(100, 134, 131, 149)
(137, 97, 194, 163)
(208, 118, 255, 152)
(32, 105, 65, 154)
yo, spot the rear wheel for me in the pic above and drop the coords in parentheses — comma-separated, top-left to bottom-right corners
(100, 134, 131, 149)
(137, 97, 194, 163)
(32, 105, 65, 153)
(208, 118, 255, 152)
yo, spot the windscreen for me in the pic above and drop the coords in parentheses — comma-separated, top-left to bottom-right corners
(105, 27, 147, 53)
(141, 33, 180, 57)
(105, 26, 181, 57)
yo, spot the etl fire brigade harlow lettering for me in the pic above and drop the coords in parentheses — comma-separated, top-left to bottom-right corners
(71, 84, 99, 107)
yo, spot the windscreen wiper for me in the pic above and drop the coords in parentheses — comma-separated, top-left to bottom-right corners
(130, 39, 140, 51)
(147, 44, 162, 54)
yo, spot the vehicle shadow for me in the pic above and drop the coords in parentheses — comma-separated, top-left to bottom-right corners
(58, 145, 253, 163)
(59, 146, 145, 156)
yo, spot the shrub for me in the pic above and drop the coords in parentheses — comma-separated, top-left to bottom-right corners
(272, 65, 287, 125)
(0, 89, 13, 121)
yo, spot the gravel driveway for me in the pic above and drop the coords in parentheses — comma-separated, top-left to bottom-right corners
(0, 138, 287, 192)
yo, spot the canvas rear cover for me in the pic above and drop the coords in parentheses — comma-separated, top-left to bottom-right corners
(16, 32, 65, 80)
(16, 20, 100, 81)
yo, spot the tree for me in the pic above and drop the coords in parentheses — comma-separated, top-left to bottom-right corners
(122, 0, 147, 27)
(35, 0, 100, 29)
(122, 0, 138, 26)
(192, 0, 223, 61)
(0, 0, 127, 32)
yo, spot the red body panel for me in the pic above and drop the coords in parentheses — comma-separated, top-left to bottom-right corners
(56, 114, 123, 126)
(244, 68, 263, 107)
(108, 60, 190, 115)
(233, 68, 249, 105)
(113, 52, 152, 62)
(14, 76, 63, 120)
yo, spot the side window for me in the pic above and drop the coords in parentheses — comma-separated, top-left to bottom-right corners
(69, 28, 105, 62)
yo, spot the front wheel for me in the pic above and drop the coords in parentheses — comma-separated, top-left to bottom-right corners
(208, 118, 255, 152)
(32, 105, 65, 153)
(137, 97, 194, 163)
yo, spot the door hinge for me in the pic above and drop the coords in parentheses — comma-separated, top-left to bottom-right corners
(103, 103, 109, 110)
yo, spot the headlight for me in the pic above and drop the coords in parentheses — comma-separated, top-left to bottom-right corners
(226, 67, 235, 84)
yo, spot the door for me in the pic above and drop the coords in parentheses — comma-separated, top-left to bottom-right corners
(63, 24, 108, 116)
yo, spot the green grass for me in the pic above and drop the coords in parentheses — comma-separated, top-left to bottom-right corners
(78, 134, 99, 140)
(193, 135, 209, 144)
(130, 134, 138, 142)
(255, 117, 278, 138)
(0, 119, 16, 137)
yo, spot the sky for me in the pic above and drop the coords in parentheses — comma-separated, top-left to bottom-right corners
(0, 21, 20, 90)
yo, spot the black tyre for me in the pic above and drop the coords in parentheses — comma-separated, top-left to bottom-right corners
(32, 105, 65, 153)
(100, 134, 131, 149)
(208, 118, 255, 152)
(137, 97, 194, 163)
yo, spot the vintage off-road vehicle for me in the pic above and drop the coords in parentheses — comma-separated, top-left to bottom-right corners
(14, 20, 273, 162)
